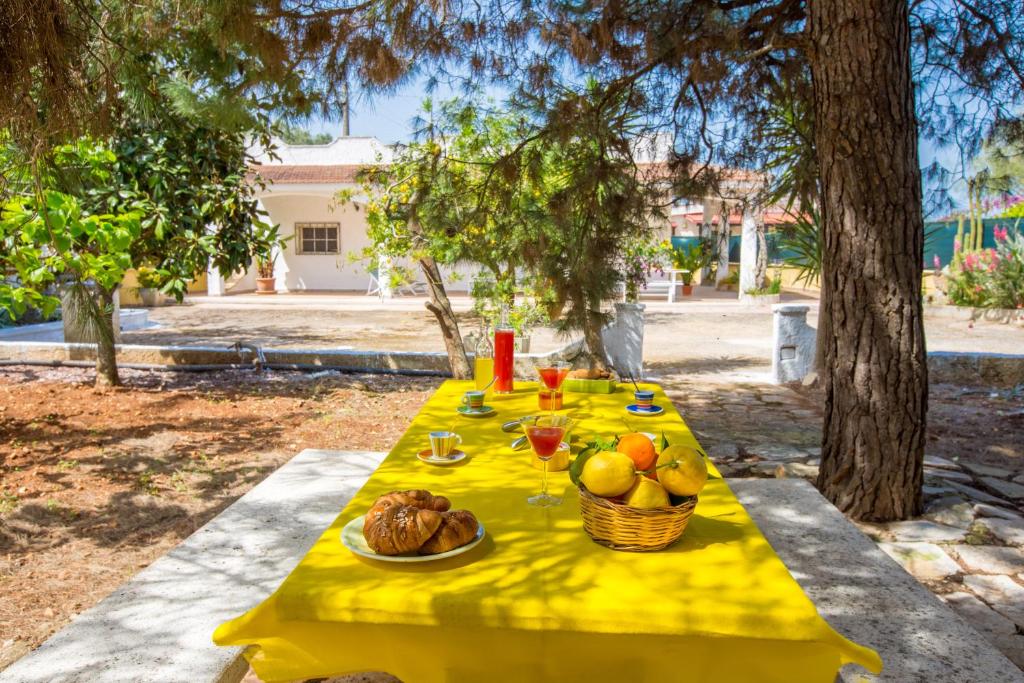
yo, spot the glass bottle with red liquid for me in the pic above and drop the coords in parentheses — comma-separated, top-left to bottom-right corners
(493, 307, 515, 394)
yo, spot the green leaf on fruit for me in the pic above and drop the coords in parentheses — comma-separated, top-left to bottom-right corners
(660, 431, 670, 452)
(569, 447, 596, 487)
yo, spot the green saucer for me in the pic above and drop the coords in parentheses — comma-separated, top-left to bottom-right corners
(457, 405, 496, 417)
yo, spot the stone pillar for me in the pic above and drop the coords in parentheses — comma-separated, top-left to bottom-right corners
(716, 201, 731, 286)
(739, 204, 758, 299)
(772, 304, 816, 384)
(602, 302, 645, 380)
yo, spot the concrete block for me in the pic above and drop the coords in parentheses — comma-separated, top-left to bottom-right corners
(601, 302, 645, 380)
(730, 478, 1023, 682)
(771, 304, 816, 384)
(0, 449, 387, 683)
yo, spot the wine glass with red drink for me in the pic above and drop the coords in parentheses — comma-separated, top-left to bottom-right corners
(522, 414, 573, 507)
(536, 361, 570, 414)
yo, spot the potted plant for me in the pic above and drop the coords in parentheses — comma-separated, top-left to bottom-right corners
(742, 274, 783, 306)
(671, 240, 712, 296)
(255, 257, 277, 294)
(136, 267, 163, 307)
(716, 270, 739, 292)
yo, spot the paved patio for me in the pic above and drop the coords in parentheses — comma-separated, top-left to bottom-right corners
(114, 289, 1024, 383)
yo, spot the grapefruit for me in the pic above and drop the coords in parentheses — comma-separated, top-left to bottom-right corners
(656, 445, 708, 496)
(580, 451, 636, 497)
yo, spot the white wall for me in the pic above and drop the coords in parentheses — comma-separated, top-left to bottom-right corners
(259, 191, 479, 292)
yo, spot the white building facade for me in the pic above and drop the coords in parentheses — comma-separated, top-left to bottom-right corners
(208, 137, 474, 296)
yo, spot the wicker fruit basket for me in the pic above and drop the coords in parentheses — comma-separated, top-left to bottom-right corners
(578, 485, 698, 552)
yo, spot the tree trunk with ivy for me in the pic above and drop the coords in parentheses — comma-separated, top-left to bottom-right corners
(809, 0, 927, 521)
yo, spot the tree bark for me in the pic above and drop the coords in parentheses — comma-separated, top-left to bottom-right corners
(582, 306, 611, 372)
(809, 0, 927, 521)
(418, 256, 472, 379)
(94, 287, 120, 389)
(755, 220, 768, 289)
(715, 202, 731, 286)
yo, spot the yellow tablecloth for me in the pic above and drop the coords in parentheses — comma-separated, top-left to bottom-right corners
(215, 380, 882, 682)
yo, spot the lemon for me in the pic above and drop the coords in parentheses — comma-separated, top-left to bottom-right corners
(624, 476, 670, 508)
(580, 451, 636, 497)
(656, 445, 708, 496)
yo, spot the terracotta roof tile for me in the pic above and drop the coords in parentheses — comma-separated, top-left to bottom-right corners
(249, 164, 375, 184)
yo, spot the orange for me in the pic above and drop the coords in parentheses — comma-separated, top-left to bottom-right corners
(616, 432, 658, 472)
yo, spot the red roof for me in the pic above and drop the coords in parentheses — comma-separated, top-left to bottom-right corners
(676, 210, 797, 227)
(249, 164, 373, 184)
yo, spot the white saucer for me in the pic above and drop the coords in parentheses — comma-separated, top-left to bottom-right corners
(417, 448, 468, 465)
(341, 515, 485, 562)
(626, 404, 664, 417)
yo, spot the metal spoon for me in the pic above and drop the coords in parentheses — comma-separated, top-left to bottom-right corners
(501, 416, 534, 433)
(510, 435, 531, 451)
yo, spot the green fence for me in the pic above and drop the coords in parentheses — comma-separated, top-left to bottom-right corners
(672, 217, 1020, 269)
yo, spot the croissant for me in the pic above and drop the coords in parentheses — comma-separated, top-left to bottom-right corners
(369, 490, 451, 516)
(419, 510, 480, 555)
(363, 504, 443, 555)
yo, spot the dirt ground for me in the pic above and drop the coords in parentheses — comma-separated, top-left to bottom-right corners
(2, 363, 1021, 672)
(0, 367, 441, 669)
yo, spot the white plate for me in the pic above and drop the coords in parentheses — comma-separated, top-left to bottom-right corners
(341, 515, 486, 563)
(417, 449, 468, 465)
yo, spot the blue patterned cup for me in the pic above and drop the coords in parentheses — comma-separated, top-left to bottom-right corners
(634, 390, 655, 411)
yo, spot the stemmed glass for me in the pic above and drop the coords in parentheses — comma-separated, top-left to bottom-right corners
(535, 361, 570, 414)
(522, 414, 573, 507)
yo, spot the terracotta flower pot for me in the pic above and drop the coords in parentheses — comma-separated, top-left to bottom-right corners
(682, 284, 694, 296)
(255, 277, 277, 295)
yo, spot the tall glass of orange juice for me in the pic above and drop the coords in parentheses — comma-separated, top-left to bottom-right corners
(474, 324, 494, 392)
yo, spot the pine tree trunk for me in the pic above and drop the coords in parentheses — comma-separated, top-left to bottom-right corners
(809, 0, 928, 521)
(94, 287, 120, 389)
(813, 271, 831, 374)
(582, 307, 611, 372)
(418, 256, 472, 379)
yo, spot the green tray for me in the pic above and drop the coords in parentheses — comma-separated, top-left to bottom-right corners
(563, 378, 618, 394)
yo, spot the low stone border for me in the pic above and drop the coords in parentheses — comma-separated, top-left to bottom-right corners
(926, 304, 1024, 325)
(0, 310, 150, 342)
(929, 351, 1024, 388)
(0, 339, 585, 377)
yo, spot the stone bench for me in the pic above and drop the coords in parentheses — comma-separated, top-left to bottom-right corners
(2, 453, 1020, 682)
(0, 449, 387, 683)
(731, 479, 1023, 682)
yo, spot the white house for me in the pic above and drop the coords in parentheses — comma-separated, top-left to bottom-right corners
(206, 135, 780, 297)
(208, 136, 483, 296)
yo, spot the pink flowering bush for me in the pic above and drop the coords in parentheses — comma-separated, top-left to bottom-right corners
(944, 225, 1024, 308)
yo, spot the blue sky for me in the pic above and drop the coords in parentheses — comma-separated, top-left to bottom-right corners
(307, 77, 967, 211)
